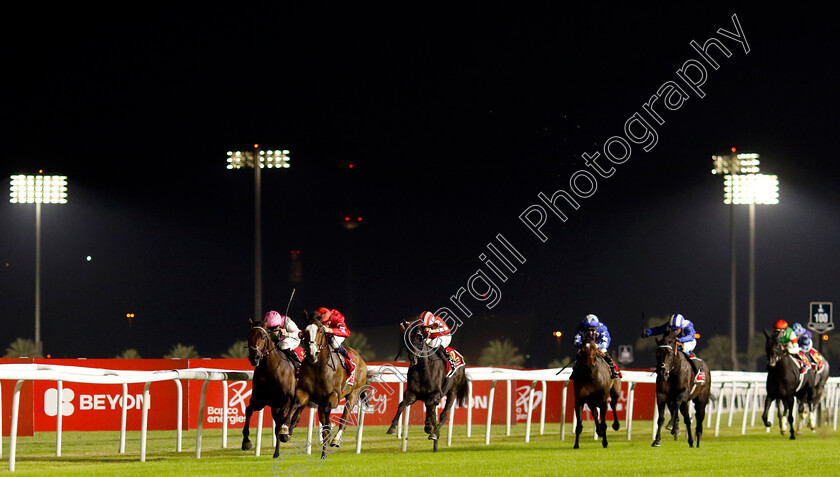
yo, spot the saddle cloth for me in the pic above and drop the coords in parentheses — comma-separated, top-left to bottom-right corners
(293, 347, 305, 362)
(446, 347, 466, 377)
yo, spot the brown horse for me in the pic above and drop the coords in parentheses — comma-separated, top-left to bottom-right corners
(572, 335, 621, 449)
(652, 330, 711, 447)
(242, 320, 297, 458)
(278, 315, 368, 459)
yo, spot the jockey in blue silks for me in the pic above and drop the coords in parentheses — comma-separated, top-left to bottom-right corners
(573, 314, 620, 378)
(641, 313, 702, 374)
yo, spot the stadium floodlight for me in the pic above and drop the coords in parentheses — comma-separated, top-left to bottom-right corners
(225, 145, 291, 322)
(711, 150, 780, 371)
(10, 173, 69, 355)
(724, 174, 779, 205)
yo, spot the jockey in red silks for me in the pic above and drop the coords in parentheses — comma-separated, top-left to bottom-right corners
(401, 311, 458, 373)
(314, 307, 356, 386)
(264, 310, 302, 368)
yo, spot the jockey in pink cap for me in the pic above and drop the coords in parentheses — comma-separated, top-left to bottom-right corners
(265, 310, 302, 368)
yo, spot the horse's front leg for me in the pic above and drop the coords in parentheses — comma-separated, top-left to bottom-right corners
(652, 394, 666, 447)
(573, 403, 584, 449)
(425, 399, 440, 439)
(387, 391, 416, 435)
(280, 388, 310, 443)
(241, 402, 255, 451)
(762, 395, 773, 428)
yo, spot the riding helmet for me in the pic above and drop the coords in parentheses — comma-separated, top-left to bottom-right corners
(584, 314, 600, 328)
(264, 310, 286, 328)
(774, 319, 788, 330)
(669, 313, 686, 330)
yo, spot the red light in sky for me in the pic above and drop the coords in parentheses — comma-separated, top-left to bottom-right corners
(348, 164, 354, 168)
(730, 147, 736, 153)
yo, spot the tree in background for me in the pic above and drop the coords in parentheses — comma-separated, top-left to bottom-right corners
(4, 338, 43, 358)
(114, 349, 142, 359)
(345, 332, 375, 361)
(479, 338, 525, 368)
(222, 340, 249, 359)
(164, 343, 200, 359)
(696, 334, 764, 370)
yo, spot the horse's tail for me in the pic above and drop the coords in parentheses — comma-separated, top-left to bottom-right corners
(456, 377, 469, 407)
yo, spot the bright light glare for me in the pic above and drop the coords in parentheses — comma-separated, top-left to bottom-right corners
(9, 174, 68, 204)
(724, 174, 779, 204)
(226, 148, 290, 170)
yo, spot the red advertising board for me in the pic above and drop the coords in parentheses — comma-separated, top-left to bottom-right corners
(1, 358, 35, 437)
(1, 360, 659, 436)
(31, 359, 184, 432)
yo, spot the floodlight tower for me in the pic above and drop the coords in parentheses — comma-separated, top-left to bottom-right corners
(712, 150, 779, 369)
(9, 173, 68, 355)
(226, 145, 290, 322)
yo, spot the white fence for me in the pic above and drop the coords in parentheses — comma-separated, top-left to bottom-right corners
(1, 363, 839, 472)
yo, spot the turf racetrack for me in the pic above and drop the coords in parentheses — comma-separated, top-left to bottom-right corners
(4, 421, 839, 476)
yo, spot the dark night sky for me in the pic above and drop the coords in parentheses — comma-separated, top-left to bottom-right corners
(1, 5, 838, 366)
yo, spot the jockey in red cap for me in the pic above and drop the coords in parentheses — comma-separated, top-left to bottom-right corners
(315, 307, 356, 385)
(401, 311, 458, 375)
(264, 310, 302, 368)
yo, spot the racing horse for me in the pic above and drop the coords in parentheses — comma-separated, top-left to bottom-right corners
(571, 335, 621, 449)
(242, 319, 298, 458)
(278, 312, 368, 459)
(652, 330, 711, 448)
(762, 330, 816, 438)
(386, 322, 468, 451)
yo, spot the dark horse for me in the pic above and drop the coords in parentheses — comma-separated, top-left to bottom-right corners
(278, 314, 368, 459)
(386, 323, 468, 452)
(762, 330, 816, 438)
(571, 335, 621, 449)
(242, 319, 298, 458)
(652, 330, 711, 448)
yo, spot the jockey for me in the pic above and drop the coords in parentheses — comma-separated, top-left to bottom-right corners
(774, 320, 810, 371)
(641, 313, 701, 373)
(314, 307, 356, 386)
(792, 321, 825, 368)
(400, 311, 458, 374)
(573, 314, 619, 378)
(264, 310, 301, 368)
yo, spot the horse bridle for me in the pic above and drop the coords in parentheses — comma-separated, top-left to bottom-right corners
(657, 343, 678, 379)
(249, 326, 276, 365)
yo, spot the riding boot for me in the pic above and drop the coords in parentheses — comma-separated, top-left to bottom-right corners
(282, 348, 301, 369)
(602, 353, 619, 379)
(337, 346, 356, 385)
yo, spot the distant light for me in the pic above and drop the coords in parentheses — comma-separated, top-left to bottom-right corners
(344, 217, 350, 221)
(823, 335, 829, 341)
(731, 147, 737, 153)
(553, 331, 562, 337)
(723, 174, 779, 204)
(86, 256, 92, 262)
(695, 333, 701, 339)
(349, 164, 354, 168)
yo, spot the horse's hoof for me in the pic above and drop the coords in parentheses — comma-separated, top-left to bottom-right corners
(242, 440, 252, 451)
(652, 441, 661, 447)
(386, 426, 397, 435)
(278, 434, 290, 443)
(573, 444, 580, 449)
(602, 440, 608, 448)
(612, 422, 620, 431)
(428, 434, 438, 441)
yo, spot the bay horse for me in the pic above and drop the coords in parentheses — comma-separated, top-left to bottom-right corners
(278, 314, 368, 459)
(571, 335, 620, 449)
(762, 330, 816, 438)
(242, 319, 298, 458)
(652, 330, 711, 448)
(386, 323, 468, 451)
